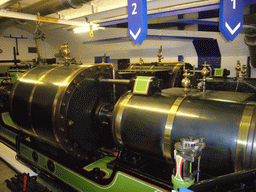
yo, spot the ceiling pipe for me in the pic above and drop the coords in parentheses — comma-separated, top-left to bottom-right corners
(20, 0, 92, 15)
(0, 0, 92, 29)
(0, 9, 88, 27)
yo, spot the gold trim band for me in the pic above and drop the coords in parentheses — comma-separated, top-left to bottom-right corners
(113, 93, 133, 145)
(29, 67, 57, 138)
(235, 104, 256, 171)
(164, 96, 186, 161)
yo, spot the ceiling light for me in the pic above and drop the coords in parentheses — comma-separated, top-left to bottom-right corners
(73, 23, 91, 33)
(73, 23, 105, 34)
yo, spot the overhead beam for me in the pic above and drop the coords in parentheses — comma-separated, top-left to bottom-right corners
(82, 0, 219, 24)
(99, 3, 220, 27)
(83, 35, 214, 44)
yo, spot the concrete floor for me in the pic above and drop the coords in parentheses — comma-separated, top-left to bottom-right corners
(0, 142, 68, 192)
(0, 158, 15, 192)
(0, 157, 67, 192)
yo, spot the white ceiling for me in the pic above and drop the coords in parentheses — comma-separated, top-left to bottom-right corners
(0, 0, 253, 70)
(0, 0, 221, 32)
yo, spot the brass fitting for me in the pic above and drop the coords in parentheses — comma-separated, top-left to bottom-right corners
(201, 61, 209, 80)
(181, 69, 191, 96)
(241, 65, 247, 80)
(59, 42, 71, 65)
(157, 46, 164, 62)
(60, 42, 70, 58)
(139, 58, 144, 65)
(201, 61, 209, 92)
(102, 53, 106, 63)
(235, 60, 241, 78)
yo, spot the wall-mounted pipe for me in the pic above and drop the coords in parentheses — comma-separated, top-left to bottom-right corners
(0, 0, 91, 29)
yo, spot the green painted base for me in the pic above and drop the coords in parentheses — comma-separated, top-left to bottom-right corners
(2, 112, 18, 129)
(171, 175, 195, 190)
(19, 143, 168, 192)
(83, 156, 115, 179)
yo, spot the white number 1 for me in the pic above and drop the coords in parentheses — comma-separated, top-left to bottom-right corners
(231, 0, 236, 9)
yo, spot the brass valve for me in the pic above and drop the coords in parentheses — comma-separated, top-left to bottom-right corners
(139, 58, 144, 65)
(102, 53, 106, 63)
(241, 65, 247, 80)
(201, 61, 209, 80)
(157, 46, 164, 62)
(59, 42, 71, 65)
(60, 42, 70, 59)
(181, 69, 191, 96)
(235, 60, 241, 78)
(200, 61, 210, 92)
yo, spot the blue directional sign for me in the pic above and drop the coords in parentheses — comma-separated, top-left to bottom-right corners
(128, 0, 148, 45)
(219, 0, 244, 41)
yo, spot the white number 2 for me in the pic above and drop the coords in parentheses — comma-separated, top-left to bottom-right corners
(231, 0, 236, 9)
(132, 3, 137, 15)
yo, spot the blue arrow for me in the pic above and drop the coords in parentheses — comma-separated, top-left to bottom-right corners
(225, 22, 241, 35)
(128, 0, 148, 45)
(129, 28, 141, 40)
(219, 0, 244, 41)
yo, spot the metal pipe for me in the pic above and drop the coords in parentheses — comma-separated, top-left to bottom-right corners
(0, 60, 20, 63)
(99, 79, 130, 85)
(0, 9, 88, 26)
(235, 80, 240, 92)
(95, 63, 117, 103)
(19, 0, 91, 15)
(197, 156, 201, 182)
(239, 79, 256, 91)
(208, 65, 213, 77)
(202, 81, 206, 93)
(128, 61, 186, 65)
(0, 0, 91, 29)
(189, 168, 256, 191)
(244, 30, 256, 68)
(13, 47, 17, 66)
(98, 3, 220, 27)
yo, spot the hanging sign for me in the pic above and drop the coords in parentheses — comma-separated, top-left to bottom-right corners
(128, 0, 148, 45)
(219, 0, 244, 41)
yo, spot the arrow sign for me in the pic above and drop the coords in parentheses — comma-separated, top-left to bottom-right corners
(128, 0, 148, 45)
(219, 0, 244, 41)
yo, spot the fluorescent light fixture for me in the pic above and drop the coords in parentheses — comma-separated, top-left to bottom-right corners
(0, 0, 10, 6)
(73, 23, 90, 33)
(73, 23, 105, 34)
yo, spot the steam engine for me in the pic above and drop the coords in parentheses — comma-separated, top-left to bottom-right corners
(1, 61, 256, 192)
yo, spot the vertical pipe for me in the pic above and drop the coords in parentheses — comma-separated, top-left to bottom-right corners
(13, 47, 17, 66)
(247, 56, 251, 78)
(244, 30, 256, 68)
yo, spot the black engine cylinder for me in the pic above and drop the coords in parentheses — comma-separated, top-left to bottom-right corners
(112, 89, 256, 174)
(10, 64, 114, 160)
